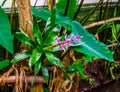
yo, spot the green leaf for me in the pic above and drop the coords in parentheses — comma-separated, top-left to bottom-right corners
(56, 0, 78, 19)
(56, 15, 72, 31)
(74, 61, 84, 78)
(0, 60, 9, 70)
(42, 64, 49, 84)
(111, 22, 117, 41)
(45, 52, 63, 68)
(44, 26, 60, 46)
(114, 7, 117, 17)
(97, 22, 112, 34)
(29, 48, 42, 66)
(0, 6, 13, 54)
(82, 56, 93, 62)
(67, 61, 84, 78)
(67, 65, 77, 72)
(43, 87, 51, 92)
(31, 6, 51, 21)
(45, 7, 56, 33)
(33, 18, 43, 45)
(11, 50, 31, 63)
(15, 28, 35, 48)
(71, 21, 114, 62)
(34, 60, 42, 75)
(116, 24, 120, 33)
(43, 8, 58, 46)
(110, 67, 116, 79)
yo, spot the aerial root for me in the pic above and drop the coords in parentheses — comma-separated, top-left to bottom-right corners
(0, 64, 15, 85)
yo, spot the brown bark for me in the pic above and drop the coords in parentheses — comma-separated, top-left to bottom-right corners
(16, 0, 33, 40)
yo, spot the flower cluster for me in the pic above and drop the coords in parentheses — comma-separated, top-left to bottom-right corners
(56, 34, 82, 51)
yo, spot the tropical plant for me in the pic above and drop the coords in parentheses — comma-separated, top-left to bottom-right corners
(10, 0, 114, 84)
(0, 0, 116, 91)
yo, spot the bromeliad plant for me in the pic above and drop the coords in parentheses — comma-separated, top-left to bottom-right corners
(11, 4, 114, 84)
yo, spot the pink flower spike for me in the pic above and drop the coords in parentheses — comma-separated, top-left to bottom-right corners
(55, 34, 83, 51)
(73, 35, 81, 41)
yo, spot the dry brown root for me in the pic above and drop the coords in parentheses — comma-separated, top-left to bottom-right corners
(48, 50, 79, 92)
(0, 63, 29, 92)
(14, 67, 19, 92)
(48, 66, 57, 91)
(61, 74, 74, 92)
(53, 69, 64, 92)
(0, 64, 15, 85)
(61, 82, 72, 92)
(74, 73, 80, 92)
(13, 65, 28, 92)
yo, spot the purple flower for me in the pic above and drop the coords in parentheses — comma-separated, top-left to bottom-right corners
(56, 34, 82, 51)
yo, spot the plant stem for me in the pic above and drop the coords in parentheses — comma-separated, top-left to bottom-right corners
(84, 17, 120, 29)
(81, 0, 104, 25)
(73, 0, 84, 20)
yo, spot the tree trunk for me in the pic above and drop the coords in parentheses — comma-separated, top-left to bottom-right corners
(16, 0, 33, 39)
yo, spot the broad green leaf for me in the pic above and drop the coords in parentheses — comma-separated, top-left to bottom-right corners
(56, 15, 72, 31)
(31, 6, 51, 21)
(56, 0, 78, 19)
(45, 52, 63, 68)
(0, 60, 9, 70)
(33, 18, 43, 45)
(0, 6, 13, 54)
(42, 64, 49, 84)
(29, 48, 42, 66)
(11, 50, 31, 63)
(71, 21, 114, 62)
(15, 28, 35, 48)
(34, 60, 42, 75)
